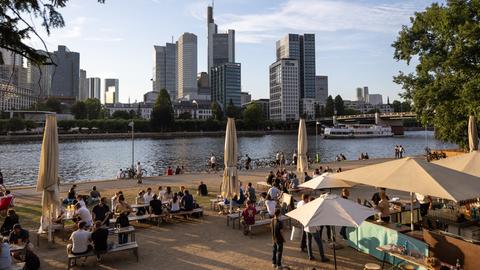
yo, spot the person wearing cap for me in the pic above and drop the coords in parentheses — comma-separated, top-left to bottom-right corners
(8, 224, 29, 244)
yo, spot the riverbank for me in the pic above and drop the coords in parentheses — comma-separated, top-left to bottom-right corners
(0, 129, 297, 142)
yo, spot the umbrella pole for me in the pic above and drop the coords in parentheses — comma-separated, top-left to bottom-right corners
(332, 226, 337, 270)
(48, 204, 53, 243)
(410, 192, 414, 231)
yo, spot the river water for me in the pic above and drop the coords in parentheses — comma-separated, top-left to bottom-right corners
(0, 131, 455, 186)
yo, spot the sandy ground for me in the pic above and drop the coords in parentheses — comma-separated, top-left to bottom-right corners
(11, 158, 403, 270)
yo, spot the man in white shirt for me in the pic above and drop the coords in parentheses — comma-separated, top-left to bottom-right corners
(415, 193, 432, 217)
(210, 154, 216, 171)
(267, 184, 281, 201)
(75, 203, 93, 227)
(67, 221, 92, 255)
(143, 187, 154, 205)
(136, 162, 143, 184)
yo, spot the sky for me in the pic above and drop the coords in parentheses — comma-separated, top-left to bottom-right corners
(31, 0, 440, 103)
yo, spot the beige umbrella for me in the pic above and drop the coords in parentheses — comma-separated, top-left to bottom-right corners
(36, 114, 60, 242)
(433, 151, 480, 177)
(469, 115, 478, 152)
(299, 172, 354, 190)
(221, 118, 239, 204)
(297, 118, 308, 182)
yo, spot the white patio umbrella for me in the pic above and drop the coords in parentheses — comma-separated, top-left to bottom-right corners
(433, 151, 480, 177)
(297, 118, 308, 182)
(36, 114, 60, 242)
(468, 115, 478, 152)
(221, 118, 239, 210)
(287, 193, 376, 269)
(299, 172, 353, 190)
(333, 157, 480, 230)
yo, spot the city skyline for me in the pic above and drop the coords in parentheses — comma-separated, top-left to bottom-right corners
(33, 0, 439, 103)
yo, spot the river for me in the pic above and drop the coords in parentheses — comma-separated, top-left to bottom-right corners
(0, 131, 455, 186)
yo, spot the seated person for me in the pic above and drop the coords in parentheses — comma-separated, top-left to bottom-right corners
(265, 194, 277, 218)
(267, 184, 281, 201)
(91, 221, 108, 258)
(241, 200, 257, 235)
(136, 190, 146, 215)
(8, 224, 29, 244)
(76, 194, 86, 209)
(304, 172, 312, 182)
(290, 177, 299, 189)
(266, 171, 275, 186)
(0, 238, 11, 269)
(23, 243, 40, 270)
(74, 202, 93, 227)
(92, 197, 111, 227)
(89, 186, 101, 204)
(149, 194, 163, 215)
(371, 188, 389, 206)
(0, 209, 18, 236)
(67, 221, 92, 255)
(181, 190, 194, 211)
(197, 181, 208, 196)
(256, 192, 267, 209)
(170, 194, 180, 213)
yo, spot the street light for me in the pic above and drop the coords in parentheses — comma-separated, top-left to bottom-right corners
(315, 121, 320, 163)
(128, 121, 134, 170)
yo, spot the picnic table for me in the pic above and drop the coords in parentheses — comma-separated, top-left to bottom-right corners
(376, 245, 430, 270)
(256, 181, 271, 190)
(108, 226, 136, 242)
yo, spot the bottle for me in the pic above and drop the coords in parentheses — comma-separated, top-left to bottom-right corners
(456, 259, 461, 270)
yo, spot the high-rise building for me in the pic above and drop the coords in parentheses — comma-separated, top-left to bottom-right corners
(269, 59, 299, 121)
(356, 87, 364, 102)
(368, 94, 383, 105)
(240, 92, 252, 106)
(87, 77, 101, 100)
(197, 72, 210, 96)
(207, 6, 235, 72)
(363, 86, 369, 103)
(177, 32, 197, 100)
(152, 43, 177, 99)
(210, 62, 241, 110)
(315, 75, 328, 105)
(276, 34, 316, 100)
(50, 45, 80, 101)
(104, 78, 119, 104)
(79, 69, 88, 101)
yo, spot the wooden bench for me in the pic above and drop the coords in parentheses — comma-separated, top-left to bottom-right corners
(109, 213, 166, 226)
(226, 212, 241, 229)
(67, 241, 138, 270)
(168, 208, 204, 220)
(247, 215, 292, 235)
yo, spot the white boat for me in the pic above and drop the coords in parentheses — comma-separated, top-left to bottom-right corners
(323, 124, 393, 139)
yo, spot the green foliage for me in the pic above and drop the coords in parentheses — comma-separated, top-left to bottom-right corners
(71, 101, 87, 119)
(111, 110, 131, 120)
(33, 97, 63, 113)
(243, 102, 264, 130)
(226, 99, 240, 118)
(211, 102, 223, 121)
(392, 0, 480, 148)
(392, 100, 412, 113)
(324, 96, 334, 117)
(8, 117, 25, 131)
(0, 0, 104, 66)
(334, 95, 345, 115)
(178, 112, 192, 120)
(344, 108, 361, 115)
(84, 98, 102, 120)
(150, 89, 174, 131)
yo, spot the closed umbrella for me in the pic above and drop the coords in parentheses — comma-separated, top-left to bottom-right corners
(468, 115, 478, 152)
(299, 172, 353, 190)
(297, 118, 308, 182)
(433, 151, 480, 177)
(221, 118, 239, 210)
(287, 193, 376, 269)
(36, 114, 60, 242)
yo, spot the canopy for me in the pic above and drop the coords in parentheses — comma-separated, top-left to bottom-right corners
(299, 172, 353, 190)
(36, 114, 60, 237)
(333, 157, 480, 202)
(287, 193, 376, 228)
(297, 118, 308, 180)
(221, 118, 239, 199)
(469, 115, 478, 152)
(433, 151, 480, 177)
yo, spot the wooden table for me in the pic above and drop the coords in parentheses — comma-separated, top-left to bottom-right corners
(376, 245, 429, 270)
(109, 226, 136, 242)
(130, 204, 149, 209)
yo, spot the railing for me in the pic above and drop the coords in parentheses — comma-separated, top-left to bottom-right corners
(336, 112, 416, 120)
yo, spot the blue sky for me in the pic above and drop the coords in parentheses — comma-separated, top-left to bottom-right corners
(34, 0, 439, 103)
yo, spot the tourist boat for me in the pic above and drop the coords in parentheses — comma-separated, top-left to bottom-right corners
(323, 124, 393, 139)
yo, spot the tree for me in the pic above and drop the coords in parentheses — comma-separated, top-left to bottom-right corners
(392, 100, 402, 112)
(0, 0, 104, 66)
(45, 98, 62, 113)
(392, 0, 480, 148)
(325, 95, 335, 117)
(178, 112, 192, 120)
(334, 95, 345, 115)
(344, 108, 361, 115)
(211, 102, 223, 121)
(84, 98, 102, 120)
(226, 99, 240, 118)
(71, 101, 87, 119)
(243, 102, 264, 130)
(150, 89, 174, 131)
(7, 118, 25, 131)
(111, 110, 131, 120)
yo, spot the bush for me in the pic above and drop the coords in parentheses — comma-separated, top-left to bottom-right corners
(8, 118, 25, 131)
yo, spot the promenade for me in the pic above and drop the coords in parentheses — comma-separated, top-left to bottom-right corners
(13, 158, 400, 270)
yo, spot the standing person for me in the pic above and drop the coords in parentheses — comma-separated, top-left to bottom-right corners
(275, 152, 281, 167)
(271, 209, 285, 269)
(305, 200, 330, 262)
(415, 193, 432, 218)
(377, 192, 391, 223)
(399, 145, 405, 158)
(210, 153, 217, 172)
(115, 195, 131, 244)
(92, 198, 111, 227)
(245, 182, 256, 203)
(245, 154, 252, 170)
(394, 145, 399, 159)
(340, 188, 350, 240)
(197, 181, 208, 196)
(293, 151, 298, 166)
(136, 161, 143, 184)
(280, 152, 286, 170)
(0, 170, 5, 191)
(297, 194, 309, 252)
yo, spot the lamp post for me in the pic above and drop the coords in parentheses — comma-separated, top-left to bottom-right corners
(315, 121, 320, 163)
(128, 121, 134, 170)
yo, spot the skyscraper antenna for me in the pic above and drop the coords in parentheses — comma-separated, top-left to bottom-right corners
(171, 35, 174, 43)
(212, 0, 214, 9)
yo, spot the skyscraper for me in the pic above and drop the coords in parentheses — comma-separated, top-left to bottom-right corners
(177, 32, 198, 100)
(363, 86, 369, 103)
(269, 59, 300, 121)
(356, 87, 364, 101)
(210, 62, 241, 109)
(87, 77, 101, 100)
(315, 75, 328, 105)
(207, 6, 235, 72)
(276, 34, 316, 99)
(104, 78, 119, 104)
(79, 69, 88, 101)
(152, 43, 177, 99)
(50, 45, 80, 101)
